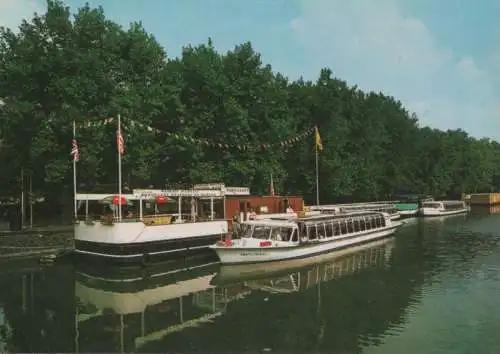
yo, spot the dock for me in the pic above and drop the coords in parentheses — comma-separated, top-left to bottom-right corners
(468, 193, 500, 206)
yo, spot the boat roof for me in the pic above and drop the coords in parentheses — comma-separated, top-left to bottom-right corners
(311, 203, 395, 211)
(75, 186, 250, 200)
(242, 210, 385, 226)
(425, 200, 464, 205)
(241, 219, 297, 228)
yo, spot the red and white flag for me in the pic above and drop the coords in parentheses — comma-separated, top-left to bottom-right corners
(71, 137, 80, 162)
(116, 128, 125, 155)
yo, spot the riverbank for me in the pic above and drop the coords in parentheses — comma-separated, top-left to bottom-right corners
(0, 230, 73, 259)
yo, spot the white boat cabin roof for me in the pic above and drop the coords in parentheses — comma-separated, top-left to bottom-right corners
(311, 203, 395, 211)
(241, 219, 297, 228)
(243, 210, 386, 227)
(76, 184, 250, 201)
(427, 200, 464, 205)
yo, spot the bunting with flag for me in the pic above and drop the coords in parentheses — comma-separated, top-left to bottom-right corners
(73, 117, 318, 153)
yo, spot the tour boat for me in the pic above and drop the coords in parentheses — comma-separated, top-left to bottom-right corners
(210, 210, 402, 264)
(419, 200, 468, 217)
(74, 184, 249, 264)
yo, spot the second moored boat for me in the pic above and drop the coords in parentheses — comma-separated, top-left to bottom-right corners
(210, 210, 402, 264)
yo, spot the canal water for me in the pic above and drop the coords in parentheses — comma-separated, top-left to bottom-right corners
(0, 212, 499, 353)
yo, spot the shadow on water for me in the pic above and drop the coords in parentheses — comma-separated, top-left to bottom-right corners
(1, 213, 500, 353)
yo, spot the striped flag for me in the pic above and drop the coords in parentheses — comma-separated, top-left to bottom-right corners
(116, 128, 125, 155)
(71, 138, 80, 162)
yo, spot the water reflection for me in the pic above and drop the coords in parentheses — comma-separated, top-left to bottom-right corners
(0, 262, 75, 352)
(74, 236, 428, 353)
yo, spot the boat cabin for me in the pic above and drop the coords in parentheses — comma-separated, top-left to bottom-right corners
(233, 211, 389, 246)
(75, 183, 305, 225)
(420, 200, 466, 211)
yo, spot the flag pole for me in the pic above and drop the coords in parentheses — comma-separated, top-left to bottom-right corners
(117, 114, 123, 222)
(315, 143, 319, 205)
(73, 120, 78, 220)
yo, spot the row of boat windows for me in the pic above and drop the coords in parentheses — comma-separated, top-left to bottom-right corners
(305, 215, 387, 240)
(243, 214, 387, 242)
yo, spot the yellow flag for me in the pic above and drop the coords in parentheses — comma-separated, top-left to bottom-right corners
(315, 126, 323, 151)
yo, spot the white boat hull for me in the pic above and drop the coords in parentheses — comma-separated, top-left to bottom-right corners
(212, 237, 395, 285)
(74, 220, 228, 261)
(420, 208, 468, 217)
(399, 209, 418, 217)
(211, 224, 400, 265)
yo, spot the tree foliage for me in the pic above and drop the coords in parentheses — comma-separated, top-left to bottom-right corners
(1, 0, 499, 207)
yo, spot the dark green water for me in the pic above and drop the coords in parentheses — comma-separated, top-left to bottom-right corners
(1, 212, 500, 353)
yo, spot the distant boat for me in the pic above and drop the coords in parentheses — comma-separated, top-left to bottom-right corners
(419, 200, 468, 217)
(393, 194, 434, 217)
(210, 211, 402, 264)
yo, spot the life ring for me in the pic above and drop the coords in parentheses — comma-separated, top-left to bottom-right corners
(141, 253, 151, 266)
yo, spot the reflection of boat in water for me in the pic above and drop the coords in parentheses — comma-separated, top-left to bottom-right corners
(212, 237, 394, 286)
(74, 257, 251, 353)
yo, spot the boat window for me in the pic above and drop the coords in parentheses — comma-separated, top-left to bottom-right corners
(308, 225, 318, 240)
(340, 220, 347, 234)
(270, 227, 294, 242)
(325, 222, 334, 237)
(359, 217, 366, 231)
(375, 216, 381, 227)
(353, 218, 360, 232)
(240, 224, 253, 238)
(381, 216, 386, 227)
(317, 223, 327, 239)
(291, 229, 298, 242)
(371, 216, 376, 228)
(333, 222, 341, 236)
(347, 219, 354, 233)
(252, 226, 272, 239)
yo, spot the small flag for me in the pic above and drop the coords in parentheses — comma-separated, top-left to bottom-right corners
(315, 126, 323, 151)
(71, 138, 80, 162)
(116, 128, 125, 155)
(269, 174, 275, 196)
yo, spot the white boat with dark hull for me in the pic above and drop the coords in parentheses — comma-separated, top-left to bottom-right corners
(74, 185, 249, 264)
(419, 200, 468, 217)
(210, 211, 402, 265)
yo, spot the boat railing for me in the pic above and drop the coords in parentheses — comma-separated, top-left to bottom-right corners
(75, 213, 224, 226)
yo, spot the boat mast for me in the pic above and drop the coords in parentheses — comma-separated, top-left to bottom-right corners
(117, 114, 123, 222)
(72, 121, 78, 220)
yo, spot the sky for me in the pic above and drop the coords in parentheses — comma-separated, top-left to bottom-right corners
(1, 0, 499, 140)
